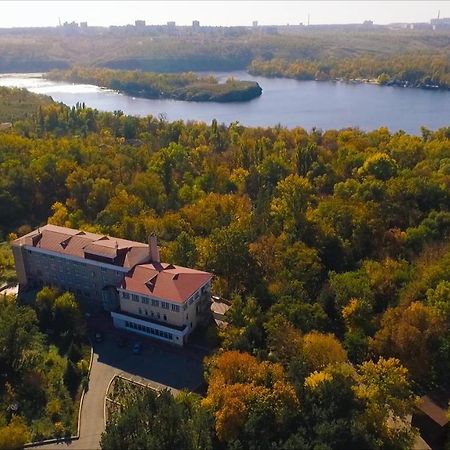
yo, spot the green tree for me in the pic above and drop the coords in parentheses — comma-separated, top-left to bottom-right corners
(101, 389, 213, 450)
(0, 297, 43, 377)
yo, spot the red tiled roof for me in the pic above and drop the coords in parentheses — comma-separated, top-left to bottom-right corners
(122, 263, 212, 304)
(14, 224, 150, 269)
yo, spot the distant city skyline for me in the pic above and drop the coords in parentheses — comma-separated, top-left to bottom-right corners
(1, 1, 449, 28)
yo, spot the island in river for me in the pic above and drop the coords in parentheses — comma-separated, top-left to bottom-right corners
(47, 68, 263, 102)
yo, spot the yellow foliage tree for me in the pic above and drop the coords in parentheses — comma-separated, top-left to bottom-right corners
(203, 351, 298, 442)
(302, 331, 348, 371)
(0, 416, 30, 450)
(354, 357, 418, 449)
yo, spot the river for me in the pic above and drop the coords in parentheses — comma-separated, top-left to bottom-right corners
(1, 72, 449, 133)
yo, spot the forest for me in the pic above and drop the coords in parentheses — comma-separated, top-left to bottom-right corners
(0, 89, 449, 449)
(249, 52, 450, 89)
(47, 68, 262, 102)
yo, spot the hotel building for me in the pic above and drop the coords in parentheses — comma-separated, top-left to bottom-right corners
(12, 224, 212, 346)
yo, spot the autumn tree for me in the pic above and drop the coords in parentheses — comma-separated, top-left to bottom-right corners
(353, 357, 418, 450)
(203, 351, 298, 446)
(370, 302, 445, 380)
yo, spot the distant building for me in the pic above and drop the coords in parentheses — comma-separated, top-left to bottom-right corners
(80, 22, 88, 30)
(62, 21, 79, 29)
(167, 21, 176, 28)
(252, 20, 258, 27)
(135, 20, 146, 28)
(192, 20, 200, 29)
(431, 17, 450, 29)
(410, 22, 432, 30)
(12, 225, 213, 346)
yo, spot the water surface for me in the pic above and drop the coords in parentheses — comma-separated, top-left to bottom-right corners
(1, 72, 449, 133)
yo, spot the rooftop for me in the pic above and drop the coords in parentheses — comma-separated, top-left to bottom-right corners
(13, 224, 150, 269)
(418, 396, 450, 427)
(122, 262, 212, 304)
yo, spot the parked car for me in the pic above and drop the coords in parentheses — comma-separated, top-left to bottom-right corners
(132, 342, 142, 354)
(115, 335, 127, 347)
(94, 331, 103, 343)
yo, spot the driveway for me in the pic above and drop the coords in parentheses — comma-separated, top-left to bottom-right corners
(38, 328, 206, 450)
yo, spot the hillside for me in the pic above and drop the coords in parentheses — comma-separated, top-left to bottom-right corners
(0, 86, 53, 122)
(0, 27, 448, 73)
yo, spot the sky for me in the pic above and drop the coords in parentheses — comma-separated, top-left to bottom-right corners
(0, 1, 449, 28)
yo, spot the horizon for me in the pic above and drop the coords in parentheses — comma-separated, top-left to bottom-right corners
(1, 1, 449, 28)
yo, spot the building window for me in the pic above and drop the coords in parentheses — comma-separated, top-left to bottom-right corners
(161, 301, 169, 310)
(141, 297, 149, 305)
(138, 307, 142, 315)
(163, 315, 167, 321)
(195, 291, 200, 299)
(151, 299, 159, 307)
(183, 303, 187, 311)
(101, 267, 107, 272)
(145, 309, 148, 315)
(171, 304, 180, 312)
(189, 297, 193, 305)
(131, 294, 139, 302)
(157, 312, 160, 319)
(122, 292, 130, 299)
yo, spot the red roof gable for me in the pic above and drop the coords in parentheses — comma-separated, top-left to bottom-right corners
(122, 263, 212, 304)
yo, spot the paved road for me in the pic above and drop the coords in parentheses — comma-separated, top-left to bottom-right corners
(39, 331, 205, 450)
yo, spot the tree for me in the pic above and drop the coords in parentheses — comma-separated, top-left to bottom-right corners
(200, 222, 256, 295)
(301, 332, 348, 372)
(370, 302, 445, 380)
(353, 357, 418, 450)
(265, 315, 304, 365)
(101, 388, 213, 450)
(203, 351, 298, 445)
(53, 292, 83, 337)
(170, 231, 198, 267)
(221, 294, 265, 352)
(426, 280, 450, 322)
(35, 285, 60, 330)
(329, 269, 374, 312)
(302, 363, 368, 450)
(0, 297, 43, 377)
(0, 415, 30, 450)
(270, 174, 312, 237)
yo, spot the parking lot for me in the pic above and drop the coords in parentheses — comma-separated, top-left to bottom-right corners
(39, 314, 207, 450)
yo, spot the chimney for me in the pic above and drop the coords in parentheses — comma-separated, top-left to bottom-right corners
(148, 234, 160, 263)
